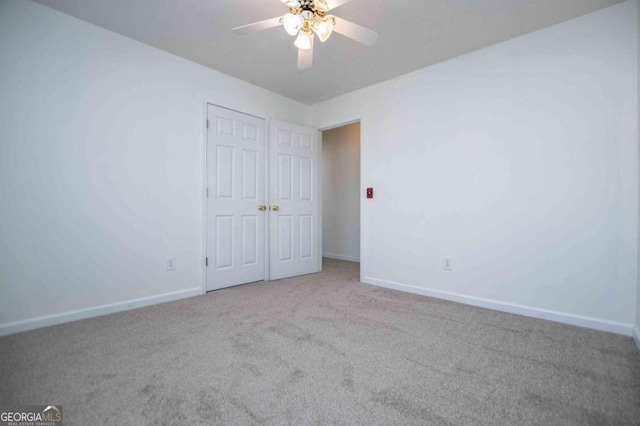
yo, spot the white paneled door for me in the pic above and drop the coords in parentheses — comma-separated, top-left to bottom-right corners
(269, 121, 320, 280)
(206, 105, 266, 291)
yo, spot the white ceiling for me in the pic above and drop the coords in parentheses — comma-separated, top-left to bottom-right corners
(34, 0, 623, 105)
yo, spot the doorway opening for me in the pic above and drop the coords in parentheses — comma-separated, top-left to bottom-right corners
(321, 121, 361, 275)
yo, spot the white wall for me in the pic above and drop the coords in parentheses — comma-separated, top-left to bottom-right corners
(0, 0, 309, 334)
(322, 123, 360, 262)
(311, 1, 638, 334)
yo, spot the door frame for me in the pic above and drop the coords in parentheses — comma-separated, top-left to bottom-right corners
(202, 101, 271, 293)
(318, 117, 364, 283)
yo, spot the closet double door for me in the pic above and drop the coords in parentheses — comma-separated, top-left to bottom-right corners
(206, 105, 319, 291)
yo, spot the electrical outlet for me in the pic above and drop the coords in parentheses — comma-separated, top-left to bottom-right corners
(443, 258, 453, 271)
(166, 257, 176, 271)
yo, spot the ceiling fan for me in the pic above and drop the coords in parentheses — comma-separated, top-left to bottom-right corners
(232, 0, 379, 70)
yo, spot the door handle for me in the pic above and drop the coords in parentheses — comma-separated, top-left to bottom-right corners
(271, 205, 280, 211)
(258, 205, 267, 211)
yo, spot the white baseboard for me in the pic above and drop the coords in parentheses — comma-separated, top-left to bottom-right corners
(633, 327, 640, 351)
(323, 253, 360, 263)
(0, 287, 203, 337)
(362, 276, 634, 336)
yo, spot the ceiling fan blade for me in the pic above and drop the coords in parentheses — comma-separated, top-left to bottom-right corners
(325, 0, 353, 11)
(297, 39, 314, 70)
(232, 17, 282, 35)
(333, 17, 378, 46)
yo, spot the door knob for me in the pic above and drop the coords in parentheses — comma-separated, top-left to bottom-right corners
(258, 205, 267, 211)
(271, 205, 280, 211)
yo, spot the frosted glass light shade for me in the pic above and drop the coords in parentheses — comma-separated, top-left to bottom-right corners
(314, 20, 333, 42)
(313, 0, 329, 13)
(294, 31, 313, 50)
(283, 13, 303, 36)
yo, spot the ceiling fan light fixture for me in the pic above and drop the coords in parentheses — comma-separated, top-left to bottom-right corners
(283, 12, 303, 36)
(314, 19, 333, 42)
(232, 0, 379, 70)
(294, 30, 313, 50)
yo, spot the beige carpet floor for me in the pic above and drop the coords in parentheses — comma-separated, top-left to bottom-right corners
(1, 258, 639, 425)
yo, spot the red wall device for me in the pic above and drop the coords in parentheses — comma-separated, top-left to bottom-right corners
(366, 188, 374, 199)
